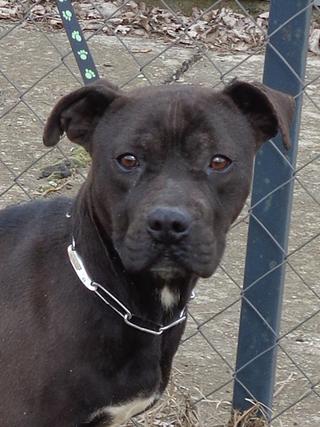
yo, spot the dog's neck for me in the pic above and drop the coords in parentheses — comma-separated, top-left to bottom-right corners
(70, 188, 196, 325)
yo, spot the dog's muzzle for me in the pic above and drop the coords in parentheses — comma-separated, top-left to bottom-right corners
(118, 205, 218, 278)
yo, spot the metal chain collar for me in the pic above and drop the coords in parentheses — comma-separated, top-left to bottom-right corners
(67, 238, 192, 336)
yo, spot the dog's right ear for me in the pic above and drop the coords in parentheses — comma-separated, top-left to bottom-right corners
(43, 79, 121, 151)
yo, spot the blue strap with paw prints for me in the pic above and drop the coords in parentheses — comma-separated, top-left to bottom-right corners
(56, 0, 99, 85)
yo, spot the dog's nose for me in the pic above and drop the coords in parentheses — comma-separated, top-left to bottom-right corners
(147, 207, 191, 243)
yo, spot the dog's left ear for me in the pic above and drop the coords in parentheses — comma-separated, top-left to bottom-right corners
(43, 79, 121, 151)
(223, 81, 295, 150)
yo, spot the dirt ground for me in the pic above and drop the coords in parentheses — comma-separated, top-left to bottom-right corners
(0, 20, 319, 427)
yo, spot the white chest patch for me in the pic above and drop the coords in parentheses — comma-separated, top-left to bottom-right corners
(160, 286, 180, 310)
(88, 394, 157, 426)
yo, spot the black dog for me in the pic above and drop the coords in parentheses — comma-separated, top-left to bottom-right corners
(0, 79, 294, 427)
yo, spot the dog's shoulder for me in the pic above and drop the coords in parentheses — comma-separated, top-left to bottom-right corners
(0, 197, 73, 297)
(0, 197, 72, 253)
(0, 197, 71, 231)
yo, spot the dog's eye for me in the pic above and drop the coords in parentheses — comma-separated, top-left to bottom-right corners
(209, 155, 232, 172)
(117, 153, 139, 170)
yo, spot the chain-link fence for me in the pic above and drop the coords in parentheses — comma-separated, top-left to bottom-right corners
(0, 1, 319, 426)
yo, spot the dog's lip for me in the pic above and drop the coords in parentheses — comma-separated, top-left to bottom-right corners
(150, 264, 184, 274)
(150, 266, 186, 280)
(148, 252, 187, 278)
(119, 238, 214, 277)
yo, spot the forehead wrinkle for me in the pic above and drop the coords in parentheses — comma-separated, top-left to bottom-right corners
(165, 93, 184, 150)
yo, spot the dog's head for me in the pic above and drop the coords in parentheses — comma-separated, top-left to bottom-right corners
(43, 79, 294, 280)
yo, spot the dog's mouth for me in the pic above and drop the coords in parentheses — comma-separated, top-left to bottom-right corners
(116, 228, 218, 279)
(149, 253, 187, 280)
(118, 241, 197, 279)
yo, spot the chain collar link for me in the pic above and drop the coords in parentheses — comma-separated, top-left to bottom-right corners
(67, 238, 193, 336)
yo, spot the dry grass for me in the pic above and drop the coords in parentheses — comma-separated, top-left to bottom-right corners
(125, 371, 271, 427)
(126, 369, 202, 427)
(228, 400, 269, 427)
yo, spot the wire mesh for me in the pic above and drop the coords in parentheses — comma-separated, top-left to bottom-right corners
(0, 1, 319, 426)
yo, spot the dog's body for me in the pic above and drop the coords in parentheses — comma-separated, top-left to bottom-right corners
(0, 197, 183, 426)
(0, 80, 294, 427)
